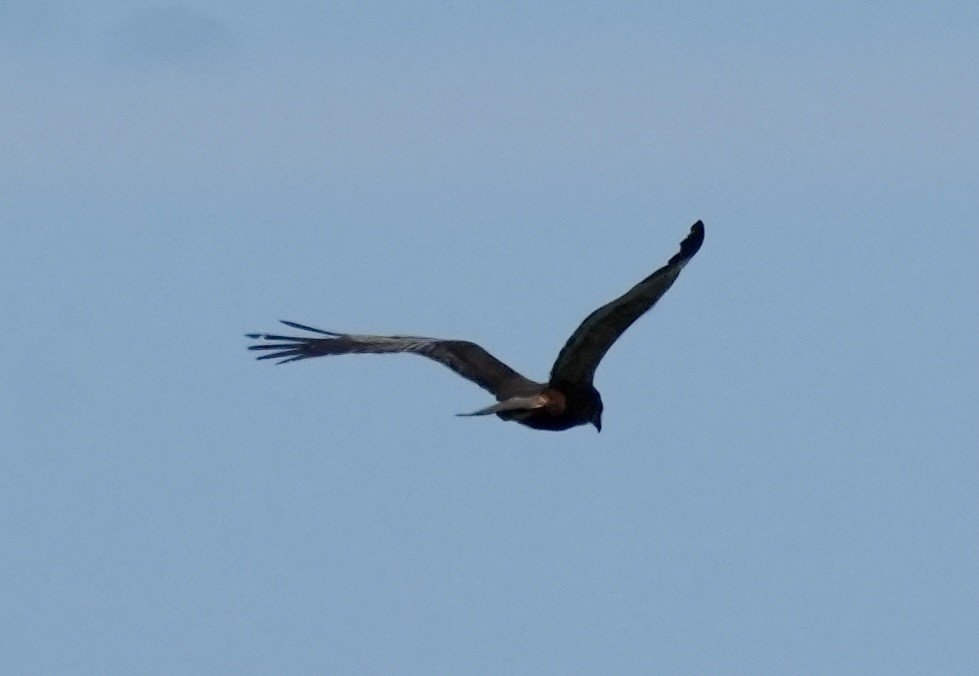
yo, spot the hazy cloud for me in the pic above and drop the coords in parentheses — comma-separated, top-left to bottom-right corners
(0, 1, 55, 47)
(107, 5, 234, 69)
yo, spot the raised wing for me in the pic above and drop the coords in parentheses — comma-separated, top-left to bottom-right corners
(247, 320, 541, 400)
(549, 221, 704, 385)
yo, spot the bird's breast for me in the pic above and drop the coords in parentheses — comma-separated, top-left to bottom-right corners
(541, 388, 568, 415)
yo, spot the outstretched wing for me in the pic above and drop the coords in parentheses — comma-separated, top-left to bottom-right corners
(247, 320, 541, 400)
(549, 221, 704, 385)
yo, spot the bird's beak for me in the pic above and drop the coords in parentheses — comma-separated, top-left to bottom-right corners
(592, 417, 602, 433)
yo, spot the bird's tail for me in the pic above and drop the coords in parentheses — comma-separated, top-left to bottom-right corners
(456, 394, 548, 417)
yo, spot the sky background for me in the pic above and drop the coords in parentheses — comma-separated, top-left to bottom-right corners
(2, 1, 977, 673)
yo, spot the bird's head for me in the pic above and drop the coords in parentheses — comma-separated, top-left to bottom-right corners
(549, 379, 604, 433)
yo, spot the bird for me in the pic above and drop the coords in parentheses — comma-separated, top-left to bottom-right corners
(247, 220, 704, 432)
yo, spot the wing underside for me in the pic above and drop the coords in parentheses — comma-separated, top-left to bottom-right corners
(247, 321, 541, 400)
(549, 221, 704, 384)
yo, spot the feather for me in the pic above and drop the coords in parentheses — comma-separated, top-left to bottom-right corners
(548, 221, 703, 385)
(247, 322, 541, 399)
(455, 394, 548, 417)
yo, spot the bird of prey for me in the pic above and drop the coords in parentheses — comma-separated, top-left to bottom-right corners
(247, 220, 704, 432)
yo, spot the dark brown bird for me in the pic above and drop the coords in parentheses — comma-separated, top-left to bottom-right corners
(247, 221, 704, 432)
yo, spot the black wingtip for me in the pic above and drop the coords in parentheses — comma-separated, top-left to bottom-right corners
(278, 320, 340, 336)
(669, 220, 705, 266)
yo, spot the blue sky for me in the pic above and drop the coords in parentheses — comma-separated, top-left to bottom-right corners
(2, 1, 977, 673)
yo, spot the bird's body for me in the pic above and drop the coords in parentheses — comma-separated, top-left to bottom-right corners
(493, 381, 602, 432)
(247, 221, 704, 432)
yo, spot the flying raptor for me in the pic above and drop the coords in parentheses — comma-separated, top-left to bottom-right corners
(247, 220, 704, 432)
